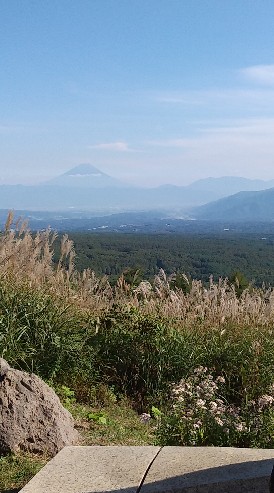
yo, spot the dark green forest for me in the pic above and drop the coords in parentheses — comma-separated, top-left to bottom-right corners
(64, 232, 274, 286)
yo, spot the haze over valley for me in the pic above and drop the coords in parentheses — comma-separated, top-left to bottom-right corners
(1, 164, 274, 227)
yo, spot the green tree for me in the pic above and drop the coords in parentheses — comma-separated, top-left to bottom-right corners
(170, 272, 192, 294)
(229, 271, 249, 297)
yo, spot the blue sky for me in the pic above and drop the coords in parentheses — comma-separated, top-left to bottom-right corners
(1, 0, 274, 186)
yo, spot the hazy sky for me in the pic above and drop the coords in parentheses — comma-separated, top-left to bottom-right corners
(1, 0, 274, 187)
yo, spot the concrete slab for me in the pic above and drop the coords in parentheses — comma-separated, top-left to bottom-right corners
(142, 446, 274, 493)
(19, 445, 160, 493)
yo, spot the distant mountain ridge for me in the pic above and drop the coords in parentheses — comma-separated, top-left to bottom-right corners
(188, 176, 274, 195)
(192, 187, 274, 221)
(1, 164, 274, 212)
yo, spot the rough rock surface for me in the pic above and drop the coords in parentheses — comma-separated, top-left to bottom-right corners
(0, 358, 79, 456)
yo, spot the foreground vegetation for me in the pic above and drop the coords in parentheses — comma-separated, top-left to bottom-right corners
(1, 212, 274, 490)
(0, 394, 154, 492)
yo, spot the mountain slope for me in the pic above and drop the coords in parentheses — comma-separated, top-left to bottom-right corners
(192, 187, 274, 221)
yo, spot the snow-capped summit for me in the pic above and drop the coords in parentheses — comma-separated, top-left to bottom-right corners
(44, 164, 124, 188)
(66, 164, 104, 177)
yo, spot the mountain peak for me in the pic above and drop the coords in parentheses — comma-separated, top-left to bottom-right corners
(64, 164, 107, 177)
(44, 164, 124, 188)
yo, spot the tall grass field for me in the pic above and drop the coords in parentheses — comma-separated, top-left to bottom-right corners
(1, 211, 274, 490)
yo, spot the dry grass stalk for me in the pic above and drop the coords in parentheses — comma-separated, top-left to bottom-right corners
(1, 213, 274, 325)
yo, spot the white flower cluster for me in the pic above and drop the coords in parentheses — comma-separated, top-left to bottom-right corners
(170, 367, 248, 442)
(258, 394, 274, 410)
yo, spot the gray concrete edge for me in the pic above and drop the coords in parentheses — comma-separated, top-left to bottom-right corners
(19, 445, 274, 493)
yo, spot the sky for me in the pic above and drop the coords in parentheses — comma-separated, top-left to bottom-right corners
(1, 0, 274, 187)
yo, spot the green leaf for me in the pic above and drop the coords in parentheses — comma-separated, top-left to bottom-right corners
(151, 406, 163, 417)
(87, 411, 108, 425)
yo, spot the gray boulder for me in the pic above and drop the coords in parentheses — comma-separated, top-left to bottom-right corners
(0, 358, 79, 456)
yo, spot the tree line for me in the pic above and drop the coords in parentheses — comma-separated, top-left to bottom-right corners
(55, 232, 274, 287)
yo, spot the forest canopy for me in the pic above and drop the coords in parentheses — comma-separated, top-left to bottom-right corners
(63, 232, 274, 286)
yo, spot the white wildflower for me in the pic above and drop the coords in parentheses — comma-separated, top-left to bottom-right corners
(194, 366, 207, 375)
(139, 413, 151, 424)
(234, 422, 247, 432)
(258, 395, 274, 409)
(196, 399, 206, 409)
(216, 376, 225, 384)
(215, 398, 224, 405)
(215, 416, 224, 426)
(209, 401, 218, 413)
(186, 410, 194, 417)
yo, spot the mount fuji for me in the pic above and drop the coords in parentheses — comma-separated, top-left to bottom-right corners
(45, 164, 124, 188)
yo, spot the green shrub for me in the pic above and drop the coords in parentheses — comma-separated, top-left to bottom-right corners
(197, 323, 274, 404)
(155, 367, 274, 448)
(90, 307, 200, 407)
(83, 305, 274, 411)
(0, 280, 97, 387)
